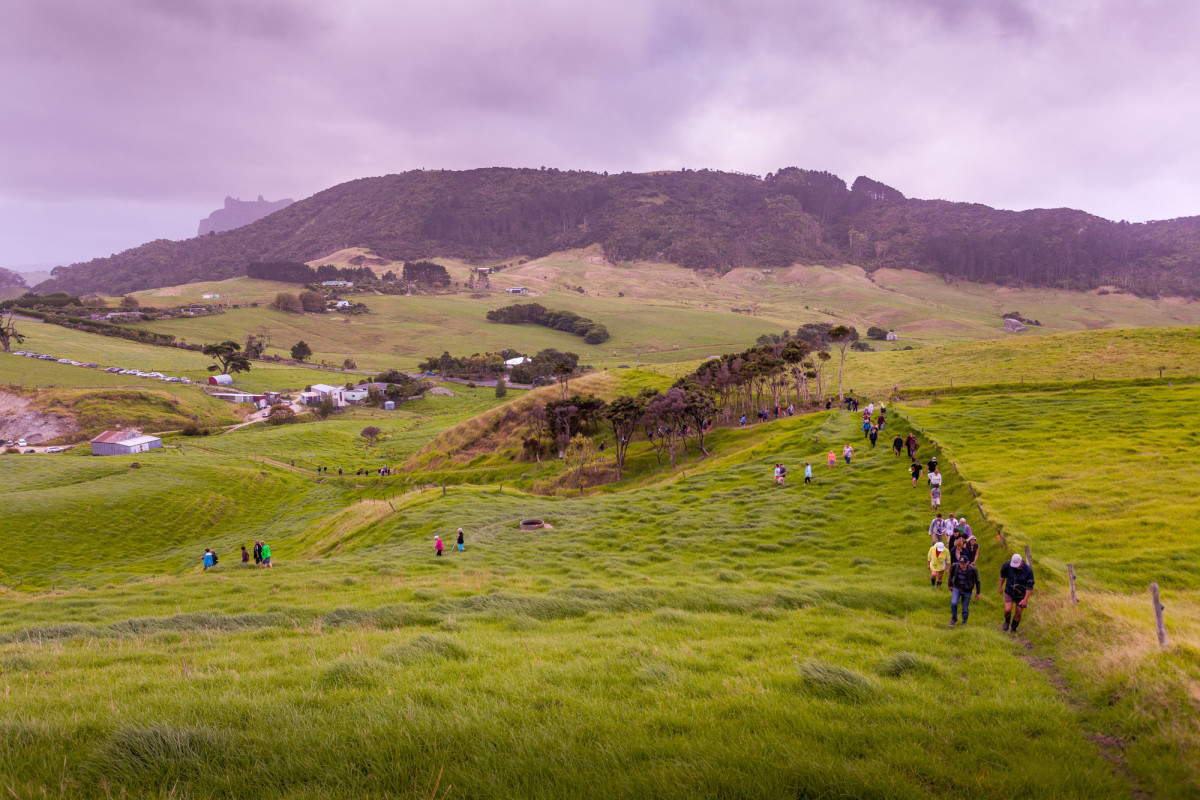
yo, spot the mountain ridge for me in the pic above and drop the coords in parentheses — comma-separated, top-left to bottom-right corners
(34, 167, 1200, 297)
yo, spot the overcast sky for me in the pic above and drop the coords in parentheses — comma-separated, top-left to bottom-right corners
(2, 0, 1198, 269)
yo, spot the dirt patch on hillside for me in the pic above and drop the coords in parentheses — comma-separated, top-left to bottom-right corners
(0, 391, 78, 444)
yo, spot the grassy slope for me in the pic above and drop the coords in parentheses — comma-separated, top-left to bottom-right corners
(650, 326, 1200, 398)
(0, 413, 1126, 799)
(123, 249, 1200, 372)
(7, 320, 362, 392)
(902, 387, 1200, 796)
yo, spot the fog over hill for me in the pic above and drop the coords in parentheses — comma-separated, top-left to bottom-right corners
(34, 167, 1200, 297)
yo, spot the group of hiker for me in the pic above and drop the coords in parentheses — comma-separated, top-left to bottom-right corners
(917, 456, 1034, 631)
(434, 528, 466, 556)
(200, 541, 272, 570)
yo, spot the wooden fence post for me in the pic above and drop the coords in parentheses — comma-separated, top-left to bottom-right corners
(1024, 544, 1032, 566)
(1151, 583, 1168, 648)
(1067, 564, 1078, 604)
(442, 484, 447, 496)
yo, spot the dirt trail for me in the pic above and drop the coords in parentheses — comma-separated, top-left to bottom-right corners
(0, 391, 78, 444)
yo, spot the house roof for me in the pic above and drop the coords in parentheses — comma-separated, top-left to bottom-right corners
(91, 430, 134, 444)
(120, 435, 161, 447)
(309, 384, 343, 393)
(504, 356, 531, 366)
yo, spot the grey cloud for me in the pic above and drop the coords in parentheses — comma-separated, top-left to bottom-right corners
(1, 0, 1198, 265)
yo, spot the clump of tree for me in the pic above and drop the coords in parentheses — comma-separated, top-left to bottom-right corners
(509, 349, 580, 386)
(866, 326, 888, 340)
(401, 260, 451, 286)
(486, 302, 609, 344)
(273, 292, 303, 313)
(266, 405, 297, 425)
(290, 340, 313, 362)
(248, 261, 376, 284)
(202, 340, 252, 374)
(361, 426, 382, 446)
(299, 290, 326, 313)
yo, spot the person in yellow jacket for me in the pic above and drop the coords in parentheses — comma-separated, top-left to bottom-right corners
(927, 541, 949, 588)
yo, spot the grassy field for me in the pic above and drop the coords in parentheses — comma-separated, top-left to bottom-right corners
(0, 411, 1129, 799)
(117, 248, 1200, 372)
(901, 387, 1200, 795)
(7, 321, 366, 392)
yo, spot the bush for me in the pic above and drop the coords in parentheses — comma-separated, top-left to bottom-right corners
(180, 422, 209, 437)
(495, 377, 507, 398)
(266, 406, 295, 425)
(273, 292, 303, 313)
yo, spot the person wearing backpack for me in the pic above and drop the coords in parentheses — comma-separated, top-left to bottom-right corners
(202, 549, 214, 571)
(456, 528, 465, 551)
(260, 541, 272, 568)
(948, 556, 982, 626)
(253, 541, 263, 565)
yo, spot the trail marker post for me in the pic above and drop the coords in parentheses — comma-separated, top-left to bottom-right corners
(1067, 564, 1078, 604)
(1151, 583, 1168, 648)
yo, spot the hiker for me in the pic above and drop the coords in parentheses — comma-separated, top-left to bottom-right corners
(961, 533, 979, 565)
(435, 535, 444, 557)
(927, 456, 938, 483)
(804, 462, 813, 484)
(893, 435, 904, 457)
(842, 444, 854, 464)
(825, 398, 832, 411)
(869, 426, 879, 448)
(241, 545, 249, 564)
(202, 549, 214, 571)
(827, 450, 836, 469)
(948, 554, 982, 626)
(866, 402, 874, 417)
(928, 514, 946, 544)
(260, 541, 272, 568)
(338, 466, 342, 475)
(740, 414, 747, 426)
(999, 554, 1035, 632)
(910, 459, 923, 487)
(958, 518, 973, 540)
(862, 417, 872, 439)
(931, 484, 942, 510)
(773, 463, 783, 484)
(456, 528, 465, 551)
(927, 542, 949, 587)
(786, 403, 794, 416)
(253, 540, 263, 565)
(905, 433, 919, 459)
(930, 467, 943, 494)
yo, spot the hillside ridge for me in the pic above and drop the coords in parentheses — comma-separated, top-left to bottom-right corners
(35, 167, 1200, 297)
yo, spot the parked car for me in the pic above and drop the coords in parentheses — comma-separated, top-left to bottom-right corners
(45, 446, 64, 453)
(23, 449, 35, 454)
(105, 367, 121, 373)
(17, 439, 28, 447)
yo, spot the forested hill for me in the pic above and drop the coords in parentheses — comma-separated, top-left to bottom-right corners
(35, 167, 1200, 297)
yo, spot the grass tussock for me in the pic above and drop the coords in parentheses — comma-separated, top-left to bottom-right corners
(93, 724, 232, 786)
(879, 651, 940, 678)
(321, 657, 387, 688)
(383, 634, 469, 664)
(797, 660, 878, 702)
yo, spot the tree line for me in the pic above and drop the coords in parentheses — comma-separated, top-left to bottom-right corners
(485, 302, 610, 344)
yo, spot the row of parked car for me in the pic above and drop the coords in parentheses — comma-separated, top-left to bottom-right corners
(13, 351, 194, 384)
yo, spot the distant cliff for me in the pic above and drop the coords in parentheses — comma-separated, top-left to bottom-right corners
(198, 195, 293, 236)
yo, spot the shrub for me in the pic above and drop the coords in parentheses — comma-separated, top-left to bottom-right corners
(266, 405, 295, 425)
(273, 292, 303, 313)
(180, 421, 208, 437)
(495, 377, 507, 398)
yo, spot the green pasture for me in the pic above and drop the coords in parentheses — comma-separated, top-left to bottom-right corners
(0, 411, 1129, 799)
(8, 320, 367, 391)
(903, 386, 1200, 795)
(192, 391, 520, 471)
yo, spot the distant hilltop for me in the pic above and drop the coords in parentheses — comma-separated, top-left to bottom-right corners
(32, 168, 1200, 297)
(198, 195, 293, 236)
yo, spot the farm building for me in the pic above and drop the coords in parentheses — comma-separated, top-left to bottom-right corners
(90, 431, 163, 456)
(208, 374, 234, 386)
(322, 280, 353, 287)
(343, 388, 370, 403)
(505, 286, 530, 295)
(201, 293, 220, 299)
(210, 391, 273, 408)
(303, 384, 346, 408)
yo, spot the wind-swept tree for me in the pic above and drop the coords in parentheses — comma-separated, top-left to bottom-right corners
(827, 325, 856, 400)
(202, 340, 252, 374)
(563, 434, 594, 497)
(0, 311, 25, 353)
(604, 391, 650, 478)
